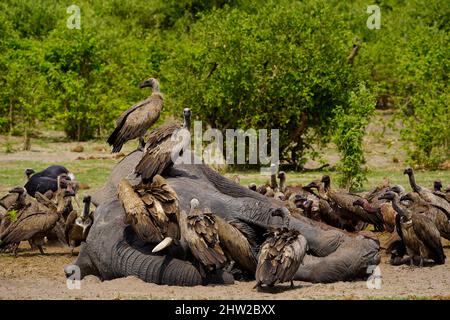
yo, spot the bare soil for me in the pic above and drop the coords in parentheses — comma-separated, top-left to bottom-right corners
(0, 243, 449, 300)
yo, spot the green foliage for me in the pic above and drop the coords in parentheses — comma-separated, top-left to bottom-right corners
(0, 0, 448, 181)
(7, 209, 18, 222)
(332, 83, 376, 190)
(163, 0, 363, 164)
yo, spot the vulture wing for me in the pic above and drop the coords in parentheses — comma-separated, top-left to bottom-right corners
(117, 179, 163, 243)
(412, 214, 446, 264)
(215, 215, 257, 272)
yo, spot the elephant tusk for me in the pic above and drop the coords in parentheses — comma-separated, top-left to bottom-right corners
(152, 237, 173, 253)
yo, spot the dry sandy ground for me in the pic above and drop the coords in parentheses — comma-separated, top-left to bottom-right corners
(1, 244, 449, 300)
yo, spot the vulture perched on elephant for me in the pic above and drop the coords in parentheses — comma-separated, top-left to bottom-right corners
(135, 108, 191, 181)
(107, 78, 164, 153)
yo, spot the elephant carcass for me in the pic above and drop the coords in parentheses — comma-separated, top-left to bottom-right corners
(80, 150, 380, 285)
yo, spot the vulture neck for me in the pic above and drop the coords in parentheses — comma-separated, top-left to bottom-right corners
(270, 174, 278, 190)
(83, 199, 91, 218)
(183, 117, 191, 130)
(407, 172, 420, 192)
(279, 177, 285, 193)
(391, 195, 407, 218)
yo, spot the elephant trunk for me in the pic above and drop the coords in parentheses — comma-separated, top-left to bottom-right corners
(111, 241, 203, 286)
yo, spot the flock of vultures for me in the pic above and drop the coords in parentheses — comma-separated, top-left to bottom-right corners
(1, 78, 449, 291)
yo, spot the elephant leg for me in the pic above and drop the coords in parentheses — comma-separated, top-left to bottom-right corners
(294, 237, 380, 283)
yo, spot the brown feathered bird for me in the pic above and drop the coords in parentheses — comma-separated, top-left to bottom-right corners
(404, 167, 450, 217)
(214, 215, 257, 273)
(400, 192, 450, 241)
(107, 78, 164, 153)
(65, 195, 94, 254)
(255, 228, 308, 290)
(0, 189, 73, 256)
(379, 191, 445, 266)
(118, 178, 164, 244)
(117, 175, 180, 252)
(321, 175, 384, 231)
(135, 108, 191, 181)
(179, 199, 227, 274)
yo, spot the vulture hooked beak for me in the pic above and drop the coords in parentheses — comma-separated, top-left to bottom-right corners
(399, 194, 413, 202)
(403, 167, 413, 175)
(139, 79, 152, 89)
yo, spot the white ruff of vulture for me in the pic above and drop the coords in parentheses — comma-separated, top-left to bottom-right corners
(65, 194, 94, 254)
(135, 108, 191, 181)
(107, 78, 164, 153)
(255, 228, 308, 289)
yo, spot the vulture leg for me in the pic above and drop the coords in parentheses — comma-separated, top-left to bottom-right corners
(138, 136, 145, 151)
(37, 245, 45, 255)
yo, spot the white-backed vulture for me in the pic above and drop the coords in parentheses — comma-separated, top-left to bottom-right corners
(107, 78, 163, 153)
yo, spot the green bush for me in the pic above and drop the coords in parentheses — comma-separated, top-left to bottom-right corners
(332, 83, 376, 190)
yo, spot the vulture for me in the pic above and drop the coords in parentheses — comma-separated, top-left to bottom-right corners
(303, 180, 367, 231)
(255, 228, 308, 290)
(117, 178, 164, 244)
(379, 191, 445, 266)
(24, 168, 35, 180)
(400, 192, 450, 240)
(213, 215, 257, 273)
(404, 167, 450, 216)
(0, 187, 30, 236)
(65, 195, 94, 254)
(433, 180, 450, 202)
(134, 108, 191, 182)
(178, 199, 227, 274)
(24, 169, 75, 198)
(117, 175, 179, 252)
(0, 187, 74, 256)
(107, 77, 164, 153)
(320, 175, 384, 231)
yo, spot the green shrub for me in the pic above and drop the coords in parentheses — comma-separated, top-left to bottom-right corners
(332, 83, 376, 190)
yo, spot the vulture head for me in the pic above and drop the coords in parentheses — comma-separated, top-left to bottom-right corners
(8, 186, 26, 194)
(433, 180, 442, 192)
(139, 77, 160, 91)
(24, 168, 35, 179)
(248, 183, 257, 191)
(389, 185, 405, 195)
(190, 198, 200, 210)
(321, 175, 331, 190)
(183, 108, 191, 129)
(303, 180, 320, 191)
(378, 191, 396, 201)
(403, 167, 413, 176)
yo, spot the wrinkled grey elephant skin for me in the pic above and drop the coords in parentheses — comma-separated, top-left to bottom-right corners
(75, 150, 380, 286)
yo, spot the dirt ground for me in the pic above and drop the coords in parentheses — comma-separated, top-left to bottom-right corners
(0, 243, 449, 300)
